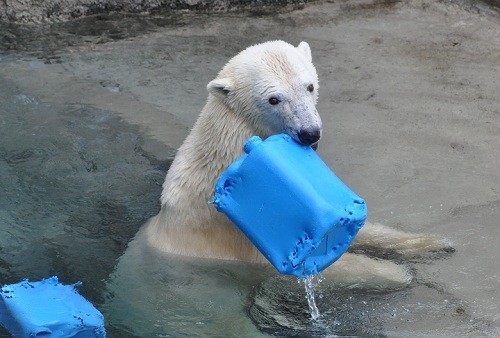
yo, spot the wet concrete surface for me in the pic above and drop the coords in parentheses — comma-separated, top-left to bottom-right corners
(0, 0, 499, 336)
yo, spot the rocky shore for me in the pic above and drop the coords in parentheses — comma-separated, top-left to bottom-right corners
(1, 0, 310, 23)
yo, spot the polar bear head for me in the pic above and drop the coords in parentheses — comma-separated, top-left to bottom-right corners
(207, 40, 322, 147)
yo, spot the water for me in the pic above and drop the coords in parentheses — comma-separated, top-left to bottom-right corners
(0, 66, 174, 336)
(1, 1, 500, 337)
(249, 274, 497, 337)
(0, 85, 172, 301)
(302, 276, 321, 321)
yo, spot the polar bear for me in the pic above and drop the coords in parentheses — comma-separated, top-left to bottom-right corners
(103, 41, 453, 336)
(142, 40, 452, 288)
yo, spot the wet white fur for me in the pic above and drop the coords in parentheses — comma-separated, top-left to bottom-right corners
(145, 41, 450, 288)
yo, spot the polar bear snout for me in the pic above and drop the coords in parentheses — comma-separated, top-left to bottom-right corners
(298, 128, 321, 147)
(285, 101, 322, 149)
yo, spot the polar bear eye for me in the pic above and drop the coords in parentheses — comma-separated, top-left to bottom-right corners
(268, 97, 280, 105)
(307, 84, 314, 92)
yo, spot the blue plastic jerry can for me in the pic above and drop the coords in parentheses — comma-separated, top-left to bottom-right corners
(0, 277, 105, 338)
(211, 134, 367, 278)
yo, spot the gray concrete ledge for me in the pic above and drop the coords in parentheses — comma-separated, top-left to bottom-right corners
(0, 0, 311, 23)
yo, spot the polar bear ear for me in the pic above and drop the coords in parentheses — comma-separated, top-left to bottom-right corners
(297, 41, 312, 62)
(207, 78, 234, 100)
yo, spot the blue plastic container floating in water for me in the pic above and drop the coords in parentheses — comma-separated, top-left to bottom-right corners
(212, 134, 367, 278)
(0, 276, 105, 338)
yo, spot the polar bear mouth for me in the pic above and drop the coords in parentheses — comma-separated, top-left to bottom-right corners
(295, 128, 321, 151)
(284, 129, 320, 151)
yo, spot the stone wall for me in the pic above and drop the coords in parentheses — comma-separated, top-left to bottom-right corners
(0, 0, 310, 23)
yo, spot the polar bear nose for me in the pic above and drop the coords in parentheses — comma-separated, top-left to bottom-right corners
(298, 128, 321, 146)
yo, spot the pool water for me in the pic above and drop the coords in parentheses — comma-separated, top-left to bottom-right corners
(0, 79, 171, 301)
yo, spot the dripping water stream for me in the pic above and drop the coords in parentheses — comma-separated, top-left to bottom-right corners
(302, 276, 320, 320)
